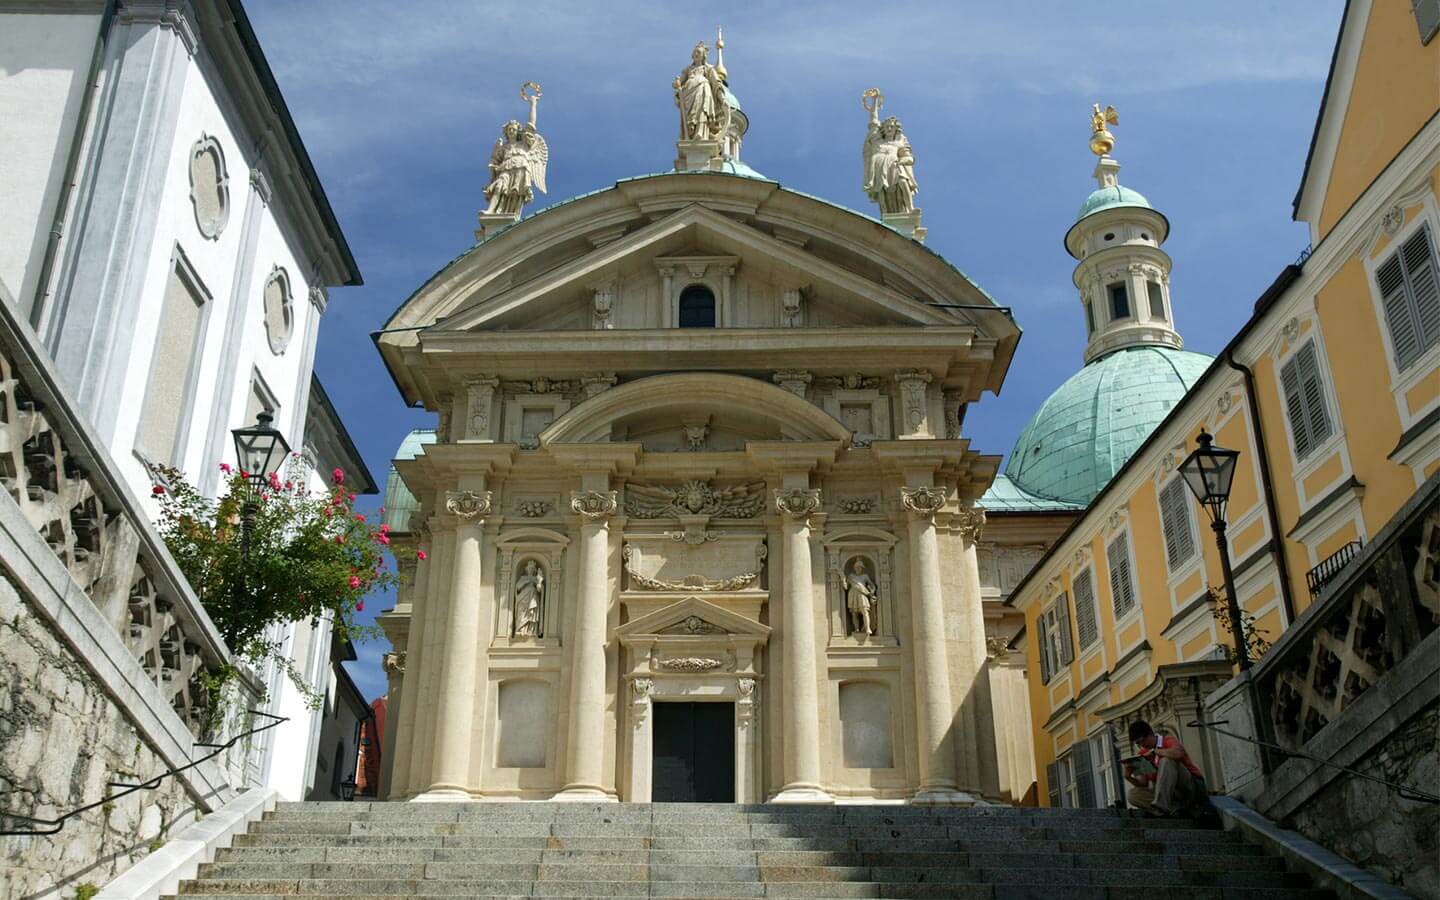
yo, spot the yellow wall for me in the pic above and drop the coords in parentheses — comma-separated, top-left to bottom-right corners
(1317, 0, 1440, 238)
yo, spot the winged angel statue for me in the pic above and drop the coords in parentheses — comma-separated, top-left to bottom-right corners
(483, 82, 548, 217)
(624, 480, 767, 519)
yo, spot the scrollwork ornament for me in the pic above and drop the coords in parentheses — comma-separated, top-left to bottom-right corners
(631, 678, 654, 699)
(774, 487, 822, 519)
(446, 490, 493, 520)
(570, 489, 618, 520)
(1381, 205, 1404, 236)
(954, 505, 986, 541)
(899, 485, 947, 518)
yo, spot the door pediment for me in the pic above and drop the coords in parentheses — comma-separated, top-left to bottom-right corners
(616, 595, 771, 642)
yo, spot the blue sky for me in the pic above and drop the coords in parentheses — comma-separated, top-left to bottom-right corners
(242, 1, 1344, 700)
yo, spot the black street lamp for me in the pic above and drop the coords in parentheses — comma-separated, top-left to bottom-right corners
(1179, 428, 1274, 772)
(339, 776, 357, 802)
(230, 412, 290, 563)
(1178, 430, 1247, 669)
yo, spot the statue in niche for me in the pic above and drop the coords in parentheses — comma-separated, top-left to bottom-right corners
(674, 41, 730, 142)
(841, 557, 879, 636)
(861, 89, 918, 215)
(483, 82, 548, 217)
(513, 559, 546, 637)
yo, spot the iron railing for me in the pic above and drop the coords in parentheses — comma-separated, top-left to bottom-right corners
(0, 710, 287, 836)
(1305, 540, 1363, 599)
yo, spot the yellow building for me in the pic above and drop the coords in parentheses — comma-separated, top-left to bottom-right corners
(1012, 0, 1440, 807)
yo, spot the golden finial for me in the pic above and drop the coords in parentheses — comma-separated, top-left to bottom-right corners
(715, 26, 728, 82)
(1090, 103, 1119, 156)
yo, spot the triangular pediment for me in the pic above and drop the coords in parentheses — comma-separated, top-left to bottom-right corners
(434, 204, 955, 333)
(616, 595, 771, 641)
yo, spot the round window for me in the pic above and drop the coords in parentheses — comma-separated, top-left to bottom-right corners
(189, 135, 230, 239)
(1103, 232, 1115, 241)
(262, 266, 294, 355)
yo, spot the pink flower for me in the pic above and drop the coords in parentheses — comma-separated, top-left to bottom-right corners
(322, 507, 333, 518)
(152, 485, 166, 495)
(376, 534, 390, 546)
(356, 600, 365, 612)
(334, 535, 345, 545)
(284, 481, 293, 490)
(417, 550, 428, 561)
(379, 524, 390, 534)
(348, 493, 356, 503)
(348, 575, 362, 589)
(239, 470, 250, 480)
(354, 513, 366, 523)
(267, 472, 281, 490)
(219, 463, 232, 474)
(332, 468, 345, 485)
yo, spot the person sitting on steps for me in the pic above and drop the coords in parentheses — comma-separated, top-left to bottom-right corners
(1123, 719, 1208, 817)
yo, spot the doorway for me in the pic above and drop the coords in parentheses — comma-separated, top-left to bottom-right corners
(651, 702, 735, 802)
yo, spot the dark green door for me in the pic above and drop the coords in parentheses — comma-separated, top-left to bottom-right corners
(652, 702, 735, 802)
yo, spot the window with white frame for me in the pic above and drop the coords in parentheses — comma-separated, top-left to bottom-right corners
(1073, 568, 1100, 651)
(1375, 222, 1440, 371)
(1037, 593, 1074, 684)
(1159, 478, 1197, 570)
(1279, 341, 1334, 460)
(1087, 731, 1117, 808)
(1107, 534, 1137, 618)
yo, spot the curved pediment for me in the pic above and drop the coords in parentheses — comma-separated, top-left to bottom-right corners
(539, 372, 852, 446)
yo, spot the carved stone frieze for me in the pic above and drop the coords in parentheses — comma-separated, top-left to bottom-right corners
(581, 372, 618, 398)
(774, 488, 822, 519)
(503, 376, 580, 395)
(658, 656, 724, 672)
(815, 374, 885, 390)
(621, 544, 763, 592)
(660, 615, 725, 635)
(899, 486, 947, 518)
(464, 376, 499, 440)
(446, 490, 493, 519)
(837, 496, 876, 514)
(894, 369, 933, 435)
(570, 490, 618, 520)
(513, 499, 553, 517)
(625, 480, 766, 519)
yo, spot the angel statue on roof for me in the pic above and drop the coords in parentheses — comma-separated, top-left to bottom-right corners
(673, 39, 730, 142)
(861, 88, 918, 216)
(483, 82, 548, 217)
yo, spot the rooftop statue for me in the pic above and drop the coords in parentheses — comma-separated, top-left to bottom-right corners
(861, 89, 918, 217)
(674, 39, 730, 143)
(482, 82, 549, 218)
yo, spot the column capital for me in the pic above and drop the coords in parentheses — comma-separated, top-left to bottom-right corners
(899, 485, 948, 519)
(383, 651, 407, 674)
(445, 489, 493, 519)
(774, 487, 822, 519)
(570, 489, 619, 520)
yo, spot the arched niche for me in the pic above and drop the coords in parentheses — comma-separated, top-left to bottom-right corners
(494, 527, 568, 646)
(823, 526, 899, 644)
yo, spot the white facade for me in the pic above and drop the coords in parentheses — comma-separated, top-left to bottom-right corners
(0, 0, 364, 801)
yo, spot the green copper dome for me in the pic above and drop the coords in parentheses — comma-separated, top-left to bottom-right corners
(1002, 346, 1214, 506)
(382, 429, 436, 533)
(1076, 183, 1153, 222)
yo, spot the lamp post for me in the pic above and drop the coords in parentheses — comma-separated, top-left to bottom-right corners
(340, 775, 357, 802)
(1178, 428, 1273, 771)
(230, 412, 291, 564)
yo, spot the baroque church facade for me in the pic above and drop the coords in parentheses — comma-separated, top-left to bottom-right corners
(375, 40, 1128, 805)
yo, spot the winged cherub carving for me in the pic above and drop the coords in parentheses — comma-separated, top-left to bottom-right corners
(624, 480, 767, 518)
(483, 82, 548, 217)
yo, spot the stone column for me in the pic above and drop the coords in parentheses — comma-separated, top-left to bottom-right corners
(555, 488, 619, 800)
(385, 530, 429, 798)
(378, 651, 404, 798)
(900, 485, 972, 805)
(414, 489, 491, 801)
(772, 487, 832, 803)
(405, 515, 453, 797)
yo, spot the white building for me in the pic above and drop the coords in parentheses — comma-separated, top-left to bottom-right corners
(0, 0, 367, 801)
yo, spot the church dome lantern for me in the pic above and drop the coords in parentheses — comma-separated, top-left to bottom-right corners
(1065, 105, 1180, 365)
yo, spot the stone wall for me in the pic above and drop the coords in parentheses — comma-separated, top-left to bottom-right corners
(1285, 702, 1439, 900)
(0, 576, 205, 898)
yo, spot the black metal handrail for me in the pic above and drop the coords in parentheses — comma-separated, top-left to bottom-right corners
(1305, 540, 1363, 598)
(1188, 718, 1439, 805)
(0, 710, 288, 836)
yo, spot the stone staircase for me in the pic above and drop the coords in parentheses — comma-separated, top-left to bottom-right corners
(167, 801, 1331, 899)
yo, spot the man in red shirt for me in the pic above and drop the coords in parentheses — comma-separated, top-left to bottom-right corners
(1124, 719, 1208, 816)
